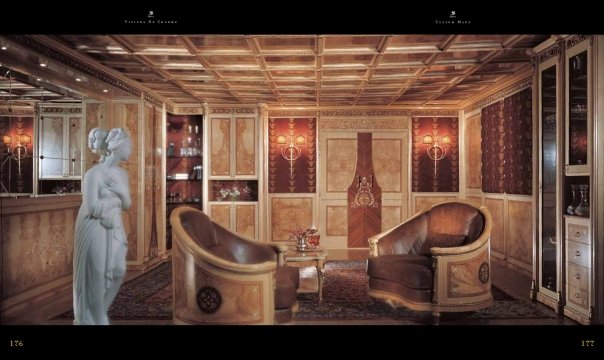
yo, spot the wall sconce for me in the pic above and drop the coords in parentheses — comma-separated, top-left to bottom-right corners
(423, 134, 450, 175)
(1, 133, 31, 176)
(277, 134, 305, 175)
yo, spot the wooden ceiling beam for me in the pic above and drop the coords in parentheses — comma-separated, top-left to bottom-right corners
(246, 36, 282, 106)
(178, 35, 245, 104)
(110, 35, 205, 103)
(423, 35, 527, 104)
(353, 35, 393, 105)
(387, 35, 459, 105)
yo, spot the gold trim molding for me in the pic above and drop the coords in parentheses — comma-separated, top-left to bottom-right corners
(0, 109, 35, 116)
(269, 110, 319, 117)
(320, 117, 409, 130)
(320, 109, 457, 117)
(210, 107, 256, 114)
(40, 107, 82, 114)
(169, 107, 205, 115)
(464, 77, 532, 113)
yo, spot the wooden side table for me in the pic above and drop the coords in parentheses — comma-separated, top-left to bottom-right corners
(285, 248, 329, 302)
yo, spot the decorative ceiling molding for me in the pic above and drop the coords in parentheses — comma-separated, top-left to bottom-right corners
(319, 117, 410, 130)
(0, 108, 35, 116)
(40, 106, 82, 114)
(565, 35, 592, 49)
(170, 107, 205, 115)
(269, 110, 319, 117)
(463, 76, 532, 113)
(209, 107, 256, 114)
(7, 36, 143, 99)
(143, 93, 163, 107)
(535, 42, 561, 64)
(320, 109, 457, 117)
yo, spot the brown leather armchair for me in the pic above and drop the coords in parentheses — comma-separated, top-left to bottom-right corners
(170, 206, 299, 324)
(367, 201, 493, 322)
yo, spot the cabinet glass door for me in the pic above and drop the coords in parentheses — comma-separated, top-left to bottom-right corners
(565, 40, 591, 175)
(539, 63, 559, 295)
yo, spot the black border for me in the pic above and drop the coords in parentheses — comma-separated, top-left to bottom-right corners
(1, 3, 602, 34)
(1, 325, 603, 357)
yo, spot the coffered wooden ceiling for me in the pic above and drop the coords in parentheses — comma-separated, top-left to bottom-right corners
(54, 35, 548, 106)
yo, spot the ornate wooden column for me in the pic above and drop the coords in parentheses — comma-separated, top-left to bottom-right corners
(347, 132, 382, 248)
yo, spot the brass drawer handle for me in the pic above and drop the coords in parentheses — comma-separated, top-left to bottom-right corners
(575, 273, 581, 280)
(575, 293, 581, 299)
(575, 251, 581, 257)
(575, 231, 581, 237)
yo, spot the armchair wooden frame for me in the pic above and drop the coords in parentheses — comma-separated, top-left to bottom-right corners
(170, 206, 291, 325)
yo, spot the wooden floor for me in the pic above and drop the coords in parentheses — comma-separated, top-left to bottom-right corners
(3, 249, 577, 325)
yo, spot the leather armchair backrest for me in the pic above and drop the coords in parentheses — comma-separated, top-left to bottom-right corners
(213, 224, 277, 264)
(179, 209, 278, 264)
(179, 210, 218, 249)
(381, 214, 428, 255)
(427, 202, 484, 243)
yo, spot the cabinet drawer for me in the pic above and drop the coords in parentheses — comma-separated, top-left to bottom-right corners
(567, 223, 589, 245)
(567, 284, 589, 309)
(566, 241, 591, 268)
(566, 262, 589, 292)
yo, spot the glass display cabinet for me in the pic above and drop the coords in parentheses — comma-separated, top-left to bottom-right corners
(537, 56, 562, 312)
(565, 39, 591, 176)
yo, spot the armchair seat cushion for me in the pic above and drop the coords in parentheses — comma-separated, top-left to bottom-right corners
(275, 266, 300, 309)
(367, 254, 433, 290)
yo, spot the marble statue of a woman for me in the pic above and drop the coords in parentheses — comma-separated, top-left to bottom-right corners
(73, 128, 132, 325)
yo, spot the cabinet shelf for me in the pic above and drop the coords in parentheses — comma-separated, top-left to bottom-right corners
(166, 178, 202, 181)
(167, 155, 203, 159)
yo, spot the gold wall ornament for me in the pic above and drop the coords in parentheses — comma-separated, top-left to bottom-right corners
(351, 176, 378, 208)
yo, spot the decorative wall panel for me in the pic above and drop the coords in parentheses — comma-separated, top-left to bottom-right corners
(268, 117, 316, 193)
(210, 117, 230, 176)
(507, 200, 533, 267)
(503, 89, 532, 195)
(481, 101, 505, 193)
(235, 204, 256, 240)
(326, 206, 348, 236)
(271, 197, 313, 241)
(209, 204, 230, 230)
(484, 198, 505, 255)
(382, 206, 402, 232)
(115, 103, 140, 262)
(412, 117, 459, 192)
(1, 208, 76, 297)
(465, 114, 482, 189)
(414, 195, 457, 213)
(143, 105, 160, 261)
(465, 196, 483, 207)
(481, 88, 532, 195)
(372, 139, 402, 192)
(347, 133, 381, 248)
(235, 117, 255, 176)
(326, 139, 357, 192)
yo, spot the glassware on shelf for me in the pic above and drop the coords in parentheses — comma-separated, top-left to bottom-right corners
(167, 143, 175, 157)
(567, 184, 579, 215)
(573, 184, 589, 217)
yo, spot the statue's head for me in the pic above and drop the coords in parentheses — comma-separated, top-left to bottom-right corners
(106, 128, 132, 161)
(88, 128, 109, 159)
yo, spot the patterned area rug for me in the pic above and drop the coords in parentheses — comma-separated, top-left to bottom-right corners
(294, 260, 555, 321)
(55, 261, 173, 320)
(55, 260, 555, 322)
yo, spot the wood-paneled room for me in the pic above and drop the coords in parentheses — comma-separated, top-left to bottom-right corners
(1, 34, 603, 328)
